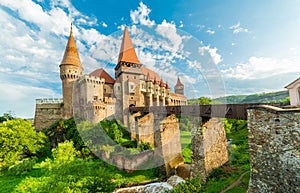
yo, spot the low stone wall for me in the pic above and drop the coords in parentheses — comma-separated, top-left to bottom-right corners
(247, 106, 300, 193)
(34, 103, 63, 130)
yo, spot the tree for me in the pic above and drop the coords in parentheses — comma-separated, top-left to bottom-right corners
(0, 119, 48, 171)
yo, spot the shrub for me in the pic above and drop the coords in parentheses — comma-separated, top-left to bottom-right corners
(139, 140, 153, 150)
(15, 141, 116, 193)
(0, 119, 48, 171)
(168, 177, 202, 193)
(7, 157, 37, 176)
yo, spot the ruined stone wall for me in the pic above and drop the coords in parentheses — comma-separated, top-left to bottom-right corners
(247, 107, 300, 193)
(137, 113, 154, 145)
(34, 102, 63, 131)
(154, 114, 184, 176)
(191, 117, 229, 179)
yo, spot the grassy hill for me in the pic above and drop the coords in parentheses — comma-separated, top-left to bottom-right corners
(201, 90, 289, 104)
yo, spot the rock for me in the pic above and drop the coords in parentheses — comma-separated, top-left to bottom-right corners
(176, 164, 191, 179)
(167, 175, 185, 187)
(142, 182, 173, 193)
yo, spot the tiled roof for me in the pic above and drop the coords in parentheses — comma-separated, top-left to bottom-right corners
(60, 24, 82, 67)
(90, 68, 115, 84)
(141, 66, 161, 81)
(118, 28, 141, 65)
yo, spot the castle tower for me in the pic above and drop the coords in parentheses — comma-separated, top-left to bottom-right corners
(175, 77, 184, 95)
(60, 23, 83, 119)
(114, 27, 143, 125)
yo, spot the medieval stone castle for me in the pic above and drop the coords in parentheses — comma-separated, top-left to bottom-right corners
(34, 25, 187, 130)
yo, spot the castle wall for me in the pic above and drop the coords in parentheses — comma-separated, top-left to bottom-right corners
(34, 99, 63, 131)
(247, 106, 300, 193)
(191, 117, 229, 180)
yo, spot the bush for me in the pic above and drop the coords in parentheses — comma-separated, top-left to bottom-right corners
(15, 141, 116, 193)
(7, 157, 37, 176)
(168, 177, 202, 193)
(139, 140, 153, 150)
(0, 119, 48, 171)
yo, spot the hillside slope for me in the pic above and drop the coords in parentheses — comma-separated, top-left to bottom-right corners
(214, 90, 289, 104)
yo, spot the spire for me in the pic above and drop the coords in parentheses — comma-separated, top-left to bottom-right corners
(60, 23, 82, 67)
(165, 81, 169, 89)
(175, 77, 183, 87)
(146, 72, 151, 82)
(117, 27, 141, 65)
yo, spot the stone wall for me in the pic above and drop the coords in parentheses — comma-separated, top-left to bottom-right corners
(191, 117, 229, 180)
(34, 102, 63, 131)
(247, 106, 300, 193)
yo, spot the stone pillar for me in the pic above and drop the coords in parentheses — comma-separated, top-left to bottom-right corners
(247, 106, 300, 193)
(129, 112, 141, 140)
(136, 113, 154, 145)
(154, 114, 184, 176)
(191, 117, 229, 180)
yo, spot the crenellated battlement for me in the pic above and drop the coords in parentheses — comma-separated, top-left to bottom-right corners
(77, 74, 105, 85)
(36, 98, 63, 104)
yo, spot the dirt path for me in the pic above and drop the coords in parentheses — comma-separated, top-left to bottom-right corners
(220, 171, 249, 193)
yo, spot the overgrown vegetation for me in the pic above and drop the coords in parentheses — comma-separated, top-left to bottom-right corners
(171, 118, 250, 193)
(0, 119, 48, 171)
(0, 116, 159, 193)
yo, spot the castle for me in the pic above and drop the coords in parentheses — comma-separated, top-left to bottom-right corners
(34, 25, 187, 130)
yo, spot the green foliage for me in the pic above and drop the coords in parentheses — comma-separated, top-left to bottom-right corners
(214, 90, 289, 104)
(168, 177, 202, 193)
(0, 119, 48, 171)
(45, 118, 84, 150)
(188, 96, 216, 105)
(225, 119, 249, 166)
(139, 140, 153, 150)
(7, 157, 37, 176)
(182, 144, 191, 163)
(14, 141, 116, 193)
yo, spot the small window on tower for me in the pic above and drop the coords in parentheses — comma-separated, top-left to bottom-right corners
(118, 86, 120, 91)
(131, 85, 134, 89)
(134, 76, 136, 79)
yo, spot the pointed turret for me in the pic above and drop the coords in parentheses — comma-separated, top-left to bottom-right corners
(60, 23, 83, 119)
(175, 77, 184, 95)
(175, 77, 183, 87)
(117, 27, 141, 65)
(60, 23, 82, 67)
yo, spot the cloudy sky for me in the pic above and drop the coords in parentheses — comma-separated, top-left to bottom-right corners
(1, 0, 300, 118)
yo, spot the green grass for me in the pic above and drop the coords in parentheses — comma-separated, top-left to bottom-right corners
(180, 131, 191, 163)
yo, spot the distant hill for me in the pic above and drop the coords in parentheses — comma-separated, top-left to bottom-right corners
(213, 90, 289, 104)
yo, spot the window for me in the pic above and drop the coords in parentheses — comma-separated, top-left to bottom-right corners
(118, 86, 120, 91)
(131, 85, 134, 89)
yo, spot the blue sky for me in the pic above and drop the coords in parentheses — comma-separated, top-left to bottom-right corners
(1, 0, 300, 118)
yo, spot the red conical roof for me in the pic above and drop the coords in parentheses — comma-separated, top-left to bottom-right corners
(175, 77, 183, 87)
(117, 27, 141, 65)
(60, 24, 82, 67)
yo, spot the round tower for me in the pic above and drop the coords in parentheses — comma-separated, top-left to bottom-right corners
(175, 77, 184, 95)
(60, 24, 83, 119)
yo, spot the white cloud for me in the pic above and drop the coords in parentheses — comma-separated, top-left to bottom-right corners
(222, 56, 300, 80)
(198, 46, 222, 64)
(102, 22, 108, 28)
(179, 21, 183, 28)
(156, 20, 183, 52)
(229, 22, 249, 34)
(0, 82, 59, 118)
(130, 2, 155, 26)
(206, 29, 215, 35)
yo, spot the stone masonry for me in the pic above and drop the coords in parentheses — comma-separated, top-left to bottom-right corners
(247, 105, 300, 193)
(34, 98, 63, 131)
(191, 117, 229, 180)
